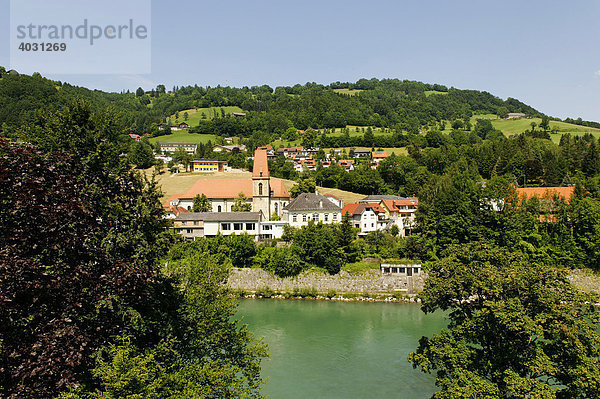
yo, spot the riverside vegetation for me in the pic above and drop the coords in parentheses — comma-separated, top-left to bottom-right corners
(2, 69, 600, 398)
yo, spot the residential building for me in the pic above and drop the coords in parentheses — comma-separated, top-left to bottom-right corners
(338, 159, 355, 171)
(159, 142, 197, 154)
(164, 205, 188, 219)
(514, 186, 576, 221)
(283, 192, 342, 227)
(341, 202, 388, 235)
(372, 151, 388, 166)
(128, 133, 141, 141)
(353, 149, 371, 158)
(322, 193, 343, 208)
(378, 197, 419, 236)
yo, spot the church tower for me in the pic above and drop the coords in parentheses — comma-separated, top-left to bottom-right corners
(252, 149, 271, 219)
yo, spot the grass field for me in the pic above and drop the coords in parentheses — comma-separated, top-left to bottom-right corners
(333, 88, 363, 96)
(147, 169, 365, 205)
(424, 90, 448, 97)
(167, 106, 245, 126)
(460, 114, 600, 143)
(149, 131, 219, 145)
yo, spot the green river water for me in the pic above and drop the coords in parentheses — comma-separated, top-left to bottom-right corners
(237, 299, 448, 399)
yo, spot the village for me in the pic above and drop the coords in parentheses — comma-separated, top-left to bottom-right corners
(156, 141, 576, 243)
(161, 147, 419, 240)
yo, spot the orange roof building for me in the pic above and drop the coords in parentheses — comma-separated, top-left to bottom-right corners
(515, 187, 576, 204)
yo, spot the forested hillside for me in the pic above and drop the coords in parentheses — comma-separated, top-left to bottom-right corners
(0, 67, 563, 138)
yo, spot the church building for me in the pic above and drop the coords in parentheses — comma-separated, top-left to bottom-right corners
(166, 149, 291, 220)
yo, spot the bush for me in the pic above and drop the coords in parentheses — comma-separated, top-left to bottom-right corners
(268, 247, 305, 278)
(326, 289, 337, 299)
(255, 286, 275, 298)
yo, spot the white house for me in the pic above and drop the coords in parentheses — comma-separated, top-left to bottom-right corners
(341, 202, 388, 235)
(283, 192, 342, 228)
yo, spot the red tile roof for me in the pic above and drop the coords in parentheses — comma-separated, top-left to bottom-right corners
(342, 204, 358, 217)
(516, 187, 575, 204)
(342, 202, 385, 217)
(167, 177, 290, 203)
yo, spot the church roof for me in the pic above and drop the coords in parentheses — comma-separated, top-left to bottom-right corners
(167, 177, 290, 204)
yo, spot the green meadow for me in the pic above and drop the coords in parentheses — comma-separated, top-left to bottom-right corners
(333, 88, 364, 96)
(149, 131, 219, 145)
(167, 106, 245, 126)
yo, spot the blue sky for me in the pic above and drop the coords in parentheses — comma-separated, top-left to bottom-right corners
(1, 0, 600, 121)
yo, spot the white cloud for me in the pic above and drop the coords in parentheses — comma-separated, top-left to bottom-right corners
(595, 70, 600, 77)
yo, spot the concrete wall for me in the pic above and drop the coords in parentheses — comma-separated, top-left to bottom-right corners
(227, 268, 426, 295)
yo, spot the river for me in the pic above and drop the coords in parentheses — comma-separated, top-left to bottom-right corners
(237, 299, 448, 399)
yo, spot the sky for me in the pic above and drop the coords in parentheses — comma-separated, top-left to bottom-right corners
(1, 0, 600, 121)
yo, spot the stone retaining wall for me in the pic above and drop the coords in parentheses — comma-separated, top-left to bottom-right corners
(227, 268, 426, 295)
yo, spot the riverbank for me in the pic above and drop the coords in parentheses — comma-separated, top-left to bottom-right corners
(227, 267, 426, 300)
(228, 267, 600, 300)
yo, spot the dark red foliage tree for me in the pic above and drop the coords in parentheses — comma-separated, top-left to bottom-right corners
(0, 139, 170, 397)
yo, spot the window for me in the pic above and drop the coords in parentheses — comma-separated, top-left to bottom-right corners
(194, 221, 198, 226)
(275, 203, 278, 214)
(333, 213, 338, 221)
(313, 213, 319, 221)
(371, 223, 374, 228)
(292, 215, 297, 222)
(302, 214, 307, 222)
(186, 229, 193, 234)
(181, 221, 187, 226)
(218, 205, 222, 212)
(234, 223, 243, 231)
(258, 183, 263, 196)
(246, 223, 255, 230)
(413, 268, 420, 274)
(187, 206, 191, 211)
(221, 223, 231, 230)
(324, 214, 329, 222)
(399, 267, 406, 274)
(263, 225, 271, 230)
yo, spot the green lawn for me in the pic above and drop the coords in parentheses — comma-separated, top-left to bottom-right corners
(167, 106, 245, 126)
(463, 114, 600, 143)
(333, 88, 364, 96)
(149, 131, 219, 145)
(424, 90, 448, 97)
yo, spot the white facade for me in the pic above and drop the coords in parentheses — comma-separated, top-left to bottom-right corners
(259, 221, 287, 239)
(285, 209, 341, 228)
